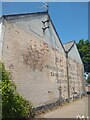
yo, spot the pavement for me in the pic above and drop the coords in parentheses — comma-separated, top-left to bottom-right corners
(40, 97, 88, 118)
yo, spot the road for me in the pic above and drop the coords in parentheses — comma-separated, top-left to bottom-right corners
(41, 97, 88, 118)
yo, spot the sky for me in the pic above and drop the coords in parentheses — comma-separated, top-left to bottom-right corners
(1, 2, 88, 43)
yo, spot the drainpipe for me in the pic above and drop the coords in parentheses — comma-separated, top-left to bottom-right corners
(66, 51, 70, 102)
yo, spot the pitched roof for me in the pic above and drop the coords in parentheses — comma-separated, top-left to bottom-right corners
(63, 41, 75, 52)
(64, 41, 83, 64)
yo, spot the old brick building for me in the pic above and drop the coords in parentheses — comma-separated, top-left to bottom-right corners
(0, 11, 85, 108)
(63, 41, 86, 99)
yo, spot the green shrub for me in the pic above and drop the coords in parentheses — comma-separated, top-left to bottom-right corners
(0, 62, 35, 119)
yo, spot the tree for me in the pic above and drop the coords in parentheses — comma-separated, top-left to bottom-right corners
(77, 39, 90, 72)
(0, 62, 35, 119)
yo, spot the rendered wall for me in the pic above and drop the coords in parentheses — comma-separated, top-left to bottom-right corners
(68, 58, 83, 98)
(2, 20, 67, 107)
(68, 44, 85, 98)
(2, 13, 85, 108)
(5, 13, 65, 53)
(68, 44, 83, 64)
